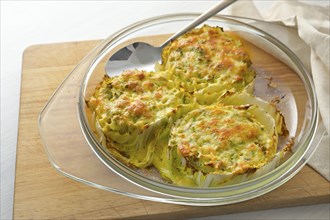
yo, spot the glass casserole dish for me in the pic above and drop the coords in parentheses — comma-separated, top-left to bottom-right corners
(39, 14, 324, 206)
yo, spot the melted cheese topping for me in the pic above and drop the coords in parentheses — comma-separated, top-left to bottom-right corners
(88, 70, 194, 167)
(89, 70, 189, 129)
(169, 105, 276, 175)
(160, 25, 255, 104)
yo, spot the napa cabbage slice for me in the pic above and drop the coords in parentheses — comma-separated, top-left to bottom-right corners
(87, 70, 195, 168)
(155, 93, 288, 187)
(159, 25, 256, 105)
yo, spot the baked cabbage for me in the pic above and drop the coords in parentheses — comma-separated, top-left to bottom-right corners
(158, 25, 255, 104)
(154, 93, 288, 187)
(87, 70, 195, 168)
(87, 25, 290, 187)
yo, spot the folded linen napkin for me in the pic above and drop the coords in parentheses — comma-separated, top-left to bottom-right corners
(226, 0, 329, 180)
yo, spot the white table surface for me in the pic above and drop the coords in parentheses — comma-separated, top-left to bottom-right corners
(1, 1, 329, 219)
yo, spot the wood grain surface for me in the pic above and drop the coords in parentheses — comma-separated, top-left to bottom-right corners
(14, 40, 329, 219)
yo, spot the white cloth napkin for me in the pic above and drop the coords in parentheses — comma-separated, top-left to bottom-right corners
(226, 1, 329, 180)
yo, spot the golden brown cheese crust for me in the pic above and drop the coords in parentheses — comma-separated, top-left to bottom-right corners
(87, 69, 194, 168)
(88, 70, 190, 130)
(160, 25, 255, 102)
(169, 104, 276, 175)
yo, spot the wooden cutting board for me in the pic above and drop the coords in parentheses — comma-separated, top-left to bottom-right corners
(14, 40, 330, 219)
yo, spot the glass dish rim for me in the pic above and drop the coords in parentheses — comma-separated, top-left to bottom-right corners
(74, 14, 319, 200)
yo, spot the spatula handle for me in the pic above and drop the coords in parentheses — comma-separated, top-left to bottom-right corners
(160, 0, 237, 48)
